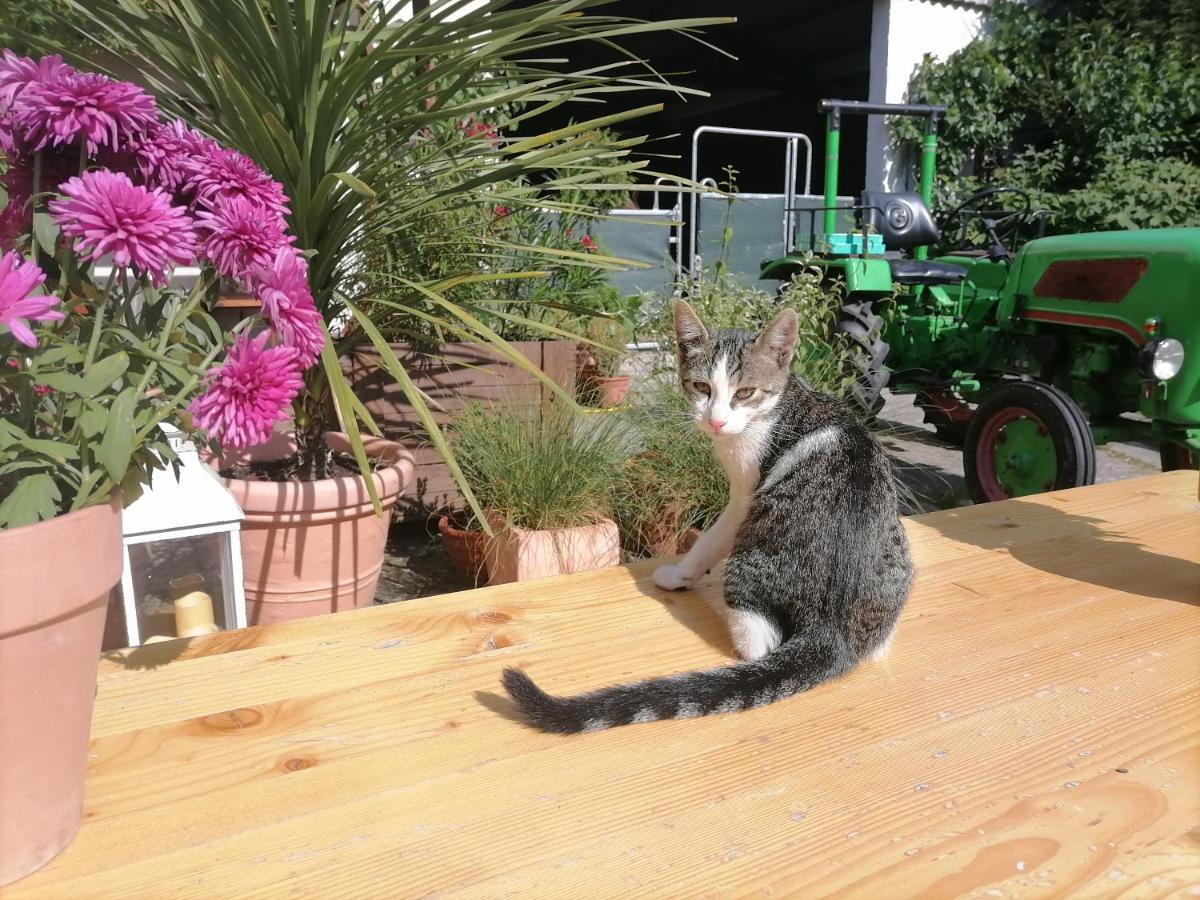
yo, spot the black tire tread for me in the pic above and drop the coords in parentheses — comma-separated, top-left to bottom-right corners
(835, 299, 890, 417)
(963, 380, 1096, 504)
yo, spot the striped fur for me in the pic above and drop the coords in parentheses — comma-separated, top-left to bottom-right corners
(501, 302, 913, 734)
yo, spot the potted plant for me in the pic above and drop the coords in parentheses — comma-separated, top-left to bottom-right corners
(612, 389, 728, 558)
(67, 0, 727, 548)
(437, 509, 489, 587)
(578, 309, 633, 409)
(0, 52, 322, 884)
(449, 403, 629, 584)
(350, 169, 630, 516)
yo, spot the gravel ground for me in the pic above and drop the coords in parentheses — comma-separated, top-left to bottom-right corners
(376, 352, 1166, 603)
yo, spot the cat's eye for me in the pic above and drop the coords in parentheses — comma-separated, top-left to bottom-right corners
(733, 387, 757, 401)
(691, 381, 711, 395)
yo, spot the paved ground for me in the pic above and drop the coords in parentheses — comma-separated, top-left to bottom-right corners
(376, 354, 1167, 602)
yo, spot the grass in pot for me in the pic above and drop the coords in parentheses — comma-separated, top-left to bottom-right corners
(449, 402, 630, 583)
(613, 388, 728, 558)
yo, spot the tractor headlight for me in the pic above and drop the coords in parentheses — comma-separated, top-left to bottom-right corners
(1140, 337, 1185, 381)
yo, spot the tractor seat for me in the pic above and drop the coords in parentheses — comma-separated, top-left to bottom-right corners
(887, 258, 969, 286)
(857, 191, 969, 285)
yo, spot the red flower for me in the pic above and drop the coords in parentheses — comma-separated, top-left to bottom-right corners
(493, 205, 510, 219)
(580, 234, 597, 252)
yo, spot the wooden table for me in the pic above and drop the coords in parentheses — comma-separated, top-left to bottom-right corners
(11, 472, 1200, 898)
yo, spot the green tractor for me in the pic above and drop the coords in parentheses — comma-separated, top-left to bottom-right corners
(761, 99, 1200, 502)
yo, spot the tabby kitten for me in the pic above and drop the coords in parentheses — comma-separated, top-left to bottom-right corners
(502, 300, 913, 733)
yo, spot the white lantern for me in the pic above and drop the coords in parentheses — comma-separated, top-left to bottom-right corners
(104, 426, 246, 649)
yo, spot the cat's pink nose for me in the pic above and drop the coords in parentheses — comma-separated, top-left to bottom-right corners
(707, 418, 726, 433)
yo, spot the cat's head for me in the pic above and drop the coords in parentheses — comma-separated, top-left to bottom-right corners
(672, 300, 798, 437)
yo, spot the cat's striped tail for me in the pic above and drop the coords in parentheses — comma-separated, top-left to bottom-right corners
(500, 626, 854, 734)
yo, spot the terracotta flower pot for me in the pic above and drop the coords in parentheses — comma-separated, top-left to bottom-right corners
(213, 432, 414, 624)
(578, 362, 630, 408)
(484, 513, 621, 585)
(644, 524, 702, 558)
(437, 514, 488, 586)
(0, 494, 123, 886)
(592, 374, 631, 408)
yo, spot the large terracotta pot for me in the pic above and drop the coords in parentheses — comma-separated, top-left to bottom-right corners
(213, 432, 414, 624)
(0, 494, 123, 886)
(485, 513, 620, 585)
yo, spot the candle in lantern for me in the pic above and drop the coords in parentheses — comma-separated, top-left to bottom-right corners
(174, 591, 219, 637)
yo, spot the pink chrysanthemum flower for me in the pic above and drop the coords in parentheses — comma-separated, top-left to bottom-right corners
(129, 120, 216, 193)
(188, 146, 289, 219)
(0, 51, 71, 112)
(250, 247, 324, 367)
(195, 196, 293, 283)
(49, 170, 198, 286)
(12, 69, 158, 156)
(0, 250, 58, 348)
(190, 331, 304, 449)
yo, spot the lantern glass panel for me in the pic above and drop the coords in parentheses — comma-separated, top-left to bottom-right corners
(127, 534, 231, 639)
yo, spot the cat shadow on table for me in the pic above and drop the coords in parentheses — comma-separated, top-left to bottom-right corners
(924, 493, 1200, 606)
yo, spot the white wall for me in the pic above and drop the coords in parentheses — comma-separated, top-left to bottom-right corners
(866, 0, 983, 192)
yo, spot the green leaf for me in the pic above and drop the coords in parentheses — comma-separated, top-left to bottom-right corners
(35, 370, 87, 394)
(332, 171, 376, 199)
(13, 438, 79, 462)
(79, 401, 109, 439)
(79, 352, 130, 398)
(0, 473, 62, 527)
(96, 387, 137, 482)
(32, 212, 59, 256)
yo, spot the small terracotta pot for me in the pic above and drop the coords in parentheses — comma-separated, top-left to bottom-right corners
(592, 374, 631, 408)
(0, 494, 123, 886)
(644, 524, 702, 558)
(578, 363, 630, 409)
(437, 515, 488, 586)
(212, 432, 414, 624)
(484, 513, 621, 584)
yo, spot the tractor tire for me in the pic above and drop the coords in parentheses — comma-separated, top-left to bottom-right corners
(964, 381, 1095, 504)
(835, 298, 890, 418)
(914, 390, 974, 446)
(1159, 442, 1199, 472)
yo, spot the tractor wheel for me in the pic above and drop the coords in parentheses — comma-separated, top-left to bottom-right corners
(914, 390, 974, 445)
(1159, 442, 1199, 471)
(964, 381, 1095, 504)
(835, 298, 890, 418)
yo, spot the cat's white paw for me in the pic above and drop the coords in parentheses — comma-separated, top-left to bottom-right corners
(653, 564, 695, 591)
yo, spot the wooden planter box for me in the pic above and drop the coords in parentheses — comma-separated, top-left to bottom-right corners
(344, 340, 576, 519)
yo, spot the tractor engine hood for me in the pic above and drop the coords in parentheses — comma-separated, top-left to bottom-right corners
(1002, 227, 1200, 425)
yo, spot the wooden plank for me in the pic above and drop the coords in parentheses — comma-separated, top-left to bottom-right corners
(13, 472, 1198, 898)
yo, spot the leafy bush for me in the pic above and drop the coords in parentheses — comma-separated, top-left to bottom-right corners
(894, 0, 1200, 233)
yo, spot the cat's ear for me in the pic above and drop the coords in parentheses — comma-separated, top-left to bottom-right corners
(673, 299, 709, 355)
(754, 308, 798, 368)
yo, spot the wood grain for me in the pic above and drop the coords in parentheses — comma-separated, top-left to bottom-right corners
(9, 472, 1199, 899)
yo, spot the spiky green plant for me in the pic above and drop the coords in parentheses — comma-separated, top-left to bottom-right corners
(50, 0, 729, 523)
(450, 402, 632, 532)
(611, 386, 727, 557)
